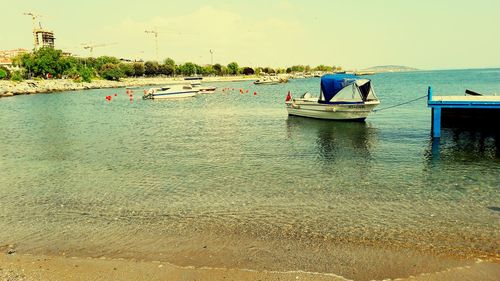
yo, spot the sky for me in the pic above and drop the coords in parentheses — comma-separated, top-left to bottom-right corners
(1, 0, 500, 70)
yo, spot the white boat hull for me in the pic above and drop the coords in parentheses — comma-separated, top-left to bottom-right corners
(152, 91, 198, 99)
(198, 87, 217, 94)
(286, 100, 380, 121)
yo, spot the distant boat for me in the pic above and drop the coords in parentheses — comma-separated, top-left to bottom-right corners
(143, 84, 198, 100)
(354, 71, 375, 76)
(184, 76, 202, 87)
(197, 86, 217, 94)
(185, 77, 217, 94)
(285, 74, 380, 121)
(254, 76, 287, 85)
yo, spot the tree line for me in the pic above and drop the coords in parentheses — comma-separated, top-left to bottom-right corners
(2, 47, 342, 82)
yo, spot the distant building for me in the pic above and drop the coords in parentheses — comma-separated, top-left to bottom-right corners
(0, 48, 29, 68)
(33, 28, 55, 49)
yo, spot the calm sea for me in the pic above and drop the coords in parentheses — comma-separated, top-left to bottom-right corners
(1, 69, 499, 280)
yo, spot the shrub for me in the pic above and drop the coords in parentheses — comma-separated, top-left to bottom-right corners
(119, 63, 134, 77)
(132, 62, 145, 77)
(99, 64, 124, 81)
(0, 67, 9, 80)
(80, 67, 93, 83)
(144, 61, 159, 76)
(241, 67, 254, 75)
(10, 70, 24, 82)
(227, 62, 239, 75)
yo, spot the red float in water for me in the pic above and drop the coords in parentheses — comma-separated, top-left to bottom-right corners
(253, 92, 257, 95)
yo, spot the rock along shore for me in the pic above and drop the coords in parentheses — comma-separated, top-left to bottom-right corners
(0, 76, 256, 97)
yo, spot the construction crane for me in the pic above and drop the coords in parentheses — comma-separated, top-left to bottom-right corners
(23, 12, 44, 28)
(144, 29, 159, 61)
(82, 43, 117, 57)
(24, 12, 55, 50)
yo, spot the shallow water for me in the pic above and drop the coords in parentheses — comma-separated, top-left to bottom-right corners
(1, 69, 499, 280)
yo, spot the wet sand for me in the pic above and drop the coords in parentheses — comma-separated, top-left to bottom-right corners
(1, 252, 499, 281)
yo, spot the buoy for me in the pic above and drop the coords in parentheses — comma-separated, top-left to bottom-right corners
(144, 90, 147, 94)
(114, 93, 117, 97)
(253, 92, 257, 95)
(246, 90, 249, 93)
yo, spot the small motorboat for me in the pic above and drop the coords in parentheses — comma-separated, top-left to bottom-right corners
(197, 86, 217, 94)
(185, 76, 202, 87)
(285, 74, 380, 121)
(254, 76, 288, 85)
(143, 84, 198, 100)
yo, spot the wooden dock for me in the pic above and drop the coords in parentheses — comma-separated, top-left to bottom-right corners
(427, 86, 500, 138)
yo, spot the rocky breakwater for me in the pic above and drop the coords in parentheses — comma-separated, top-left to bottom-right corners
(0, 77, 187, 98)
(0, 79, 127, 97)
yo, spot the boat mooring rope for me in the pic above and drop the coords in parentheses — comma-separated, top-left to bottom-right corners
(373, 94, 427, 112)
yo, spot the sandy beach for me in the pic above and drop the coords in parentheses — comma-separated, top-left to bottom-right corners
(0, 76, 256, 97)
(1, 252, 499, 281)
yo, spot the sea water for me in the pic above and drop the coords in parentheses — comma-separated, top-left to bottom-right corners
(0, 69, 499, 280)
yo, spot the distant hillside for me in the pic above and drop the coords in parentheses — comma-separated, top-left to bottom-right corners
(362, 65, 419, 73)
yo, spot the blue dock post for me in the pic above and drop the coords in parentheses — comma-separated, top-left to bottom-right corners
(432, 107, 441, 138)
(428, 86, 441, 138)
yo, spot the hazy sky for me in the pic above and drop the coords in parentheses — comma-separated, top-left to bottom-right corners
(2, 0, 499, 70)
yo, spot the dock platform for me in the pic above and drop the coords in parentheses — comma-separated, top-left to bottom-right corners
(427, 86, 500, 138)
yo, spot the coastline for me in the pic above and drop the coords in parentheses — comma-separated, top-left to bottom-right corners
(1, 252, 498, 281)
(0, 76, 257, 97)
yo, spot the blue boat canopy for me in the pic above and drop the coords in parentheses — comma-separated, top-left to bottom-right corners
(319, 74, 358, 103)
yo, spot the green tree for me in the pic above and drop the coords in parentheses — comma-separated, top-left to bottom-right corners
(254, 67, 262, 76)
(10, 70, 24, 82)
(79, 67, 93, 82)
(179, 62, 196, 76)
(119, 63, 135, 77)
(212, 63, 222, 76)
(163, 58, 176, 75)
(291, 65, 305, 73)
(144, 61, 159, 76)
(0, 66, 10, 80)
(159, 63, 175, 76)
(227, 62, 239, 75)
(194, 64, 204, 75)
(132, 62, 145, 77)
(99, 63, 124, 81)
(203, 65, 215, 76)
(93, 56, 120, 70)
(314, 65, 332, 72)
(241, 67, 254, 75)
(263, 67, 275, 74)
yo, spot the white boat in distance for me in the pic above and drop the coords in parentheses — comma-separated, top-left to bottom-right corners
(184, 77, 217, 94)
(197, 86, 217, 94)
(285, 74, 380, 121)
(143, 84, 198, 100)
(254, 76, 288, 85)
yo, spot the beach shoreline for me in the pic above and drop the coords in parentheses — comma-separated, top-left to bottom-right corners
(0, 252, 498, 281)
(0, 76, 257, 97)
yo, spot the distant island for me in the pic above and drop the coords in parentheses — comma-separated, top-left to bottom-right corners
(361, 65, 419, 73)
